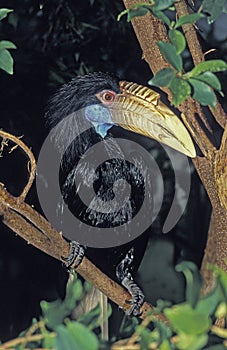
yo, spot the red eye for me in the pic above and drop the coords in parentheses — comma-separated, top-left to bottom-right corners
(96, 90, 116, 105)
(103, 92, 114, 101)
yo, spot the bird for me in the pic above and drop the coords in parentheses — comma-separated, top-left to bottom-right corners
(44, 72, 196, 323)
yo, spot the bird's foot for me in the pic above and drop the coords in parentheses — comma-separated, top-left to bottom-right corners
(122, 276, 144, 316)
(116, 247, 144, 316)
(62, 241, 85, 269)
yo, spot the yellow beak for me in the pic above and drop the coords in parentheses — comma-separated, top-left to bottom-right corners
(109, 81, 196, 158)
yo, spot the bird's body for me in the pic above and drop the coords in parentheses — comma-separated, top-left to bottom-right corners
(57, 113, 151, 283)
(45, 72, 196, 318)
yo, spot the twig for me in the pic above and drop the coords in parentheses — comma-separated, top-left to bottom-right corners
(0, 130, 36, 200)
(0, 333, 55, 349)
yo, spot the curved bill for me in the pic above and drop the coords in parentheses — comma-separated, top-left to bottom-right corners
(109, 81, 196, 158)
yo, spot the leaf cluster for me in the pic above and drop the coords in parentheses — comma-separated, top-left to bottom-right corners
(0, 8, 16, 75)
(0, 273, 109, 350)
(118, 0, 227, 107)
(118, 263, 227, 350)
(0, 263, 226, 349)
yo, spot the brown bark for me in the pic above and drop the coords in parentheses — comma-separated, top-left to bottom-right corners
(122, 0, 227, 292)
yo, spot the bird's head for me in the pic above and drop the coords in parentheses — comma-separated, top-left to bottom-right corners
(47, 72, 196, 158)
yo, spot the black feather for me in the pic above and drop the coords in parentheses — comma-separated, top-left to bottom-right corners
(46, 72, 150, 283)
(46, 72, 120, 128)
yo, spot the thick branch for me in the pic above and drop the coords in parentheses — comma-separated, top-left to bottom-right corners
(214, 124, 227, 210)
(122, 6, 169, 74)
(193, 157, 227, 274)
(0, 187, 166, 322)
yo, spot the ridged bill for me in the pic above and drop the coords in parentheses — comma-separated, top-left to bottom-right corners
(109, 81, 196, 158)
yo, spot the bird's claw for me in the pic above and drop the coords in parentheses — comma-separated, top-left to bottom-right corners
(116, 248, 144, 317)
(122, 276, 144, 316)
(62, 241, 85, 269)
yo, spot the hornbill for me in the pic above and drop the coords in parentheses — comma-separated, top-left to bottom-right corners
(44, 72, 195, 317)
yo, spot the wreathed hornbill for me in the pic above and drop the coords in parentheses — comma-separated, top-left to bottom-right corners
(44, 72, 195, 317)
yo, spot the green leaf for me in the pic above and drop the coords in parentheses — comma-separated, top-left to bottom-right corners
(127, 7, 149, 20)
(176, 261, 202, 308)
(192, 71, 222, 91)
(168, 77, 191, 106)
(55, 325, 78, 350)
(176, 333, 208, 350)
(0, 8, 13, 21)
(67, 322, 99, 350)
(175, 13, 204, 28)
(0, 49, 14, 74)
(41, 274, 83, 329)
(153, 320, 172, 343)
(137, 325, 156, 349)
(117, 4, 152, 22)
(202, 0, 227, 23)
(153, 0, 175, 11)
(158, 41, 183, 72)
(64, 273, 83, 310)
(168, 29, 186, 54)
(148, 68, 175, 87)
(159, 339, 172, 350)
(195, 287, 221, 317)
(41, 299, 69, 330)
(208, 265, 227, 302)
(0, 40, 16, 50)
(189, 78, 216, 107)
(164, 303, 211, 335)
(8, 12, 19, 29)
(42, 330, 55, 349)
(215, 301, 227, 319)
(187, 60, 227, 78)
(152, 9, 171, 26)
(77, 304, 103, 329)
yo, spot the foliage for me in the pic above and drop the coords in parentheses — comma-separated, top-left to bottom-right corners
(115, 263, 227, 350)
(0, 263, 226, 349)
(0, 273, 106, 349)
(0, 1, 143, 90)
(118, 0, 227, 107)
(0, 8, 16, 74)
(202, 0, 227, 23)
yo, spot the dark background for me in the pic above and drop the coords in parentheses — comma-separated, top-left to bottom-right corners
(0, 0, 226, 341)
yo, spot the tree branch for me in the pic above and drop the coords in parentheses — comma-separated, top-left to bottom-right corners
(0, 130, 167, 323)
(174, 0, 227, 129)
(214, 123, 227, 210)
(0, 130, 36, 200)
